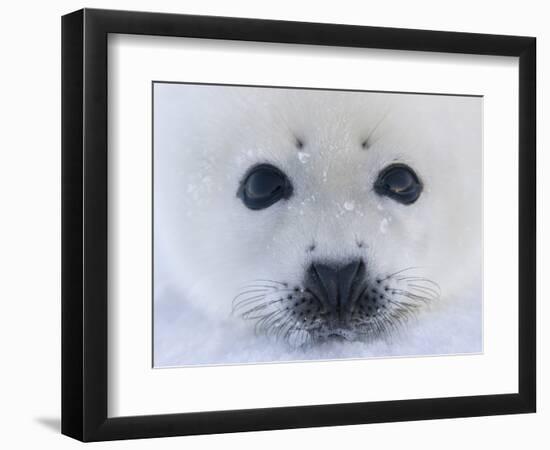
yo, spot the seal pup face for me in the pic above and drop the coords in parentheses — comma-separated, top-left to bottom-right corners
(154, 85, 481, 349)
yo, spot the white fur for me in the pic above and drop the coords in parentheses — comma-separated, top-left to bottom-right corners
(153, 84, 482, 366)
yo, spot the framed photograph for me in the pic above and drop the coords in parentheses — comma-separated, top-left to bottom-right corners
(61, 8, 536, 441)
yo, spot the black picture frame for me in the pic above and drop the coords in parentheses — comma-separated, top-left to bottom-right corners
(61, 8, 536, 442)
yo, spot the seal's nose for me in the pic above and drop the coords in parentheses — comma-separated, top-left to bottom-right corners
(305, 259, 366, 322)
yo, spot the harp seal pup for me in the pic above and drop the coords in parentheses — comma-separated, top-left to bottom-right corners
(153, 84, 482, 366)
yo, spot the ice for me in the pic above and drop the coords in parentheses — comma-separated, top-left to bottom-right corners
(153, 281, 482, 367)
(380, 217, 389, 233)
(343, 201, 355, 211)
(297, 151, 311, 163)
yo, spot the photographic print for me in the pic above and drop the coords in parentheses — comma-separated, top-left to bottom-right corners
(62, 10, 536, 440)
(153, 83, 482, 367)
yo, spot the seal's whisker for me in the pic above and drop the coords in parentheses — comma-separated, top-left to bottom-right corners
(380, 266, 422, 281)
(262, 310, 295, 337)
(275, 314, 297, 340)
(244, 309, 272, 321)
(283, 321, 300, 342)
(386, 298, 422, 317)
(391, 289, 430, 303)
(407, 283, 440, 298)
(388, 294, 422, 311)
(232, 294, 267, 311)
(397, 277, 441, 290)
(240, 299, 285, 319)
(400, 289, 436, 303)
(232, 291, 269, 309)
(234, 267, 440, 348)
(250, 279, 289, 287)
(407, 281, 441, 296)
(256, 308, 284, 326)
(262, 310, 292, 335)
(254, 311, 279, 335)
(240, 284, 282, 291)
(240, 287, 298, 298)
(232, 288, 270, 301)
(372, 315, 388, 338)
(232, 289, 288, 312)
(236, 293, 285, 312)
(234, 301, 273, 317)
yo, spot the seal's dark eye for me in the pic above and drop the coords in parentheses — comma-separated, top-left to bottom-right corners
(374, 163, 422, 205)
(237, 164, 293, 210)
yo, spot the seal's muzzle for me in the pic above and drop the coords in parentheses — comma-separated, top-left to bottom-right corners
(305, 260, 366, 326)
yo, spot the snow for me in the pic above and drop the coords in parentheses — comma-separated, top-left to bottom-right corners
(154, 282, 482, 367)
(380, 217, 390, 233)
(297, 151, 311, 163)
(343, 201, 355, 211)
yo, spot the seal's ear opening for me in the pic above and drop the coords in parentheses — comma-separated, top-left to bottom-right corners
(237, 163, 293, 210)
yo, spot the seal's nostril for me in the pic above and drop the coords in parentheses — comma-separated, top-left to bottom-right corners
(305, 259, 365, 322)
